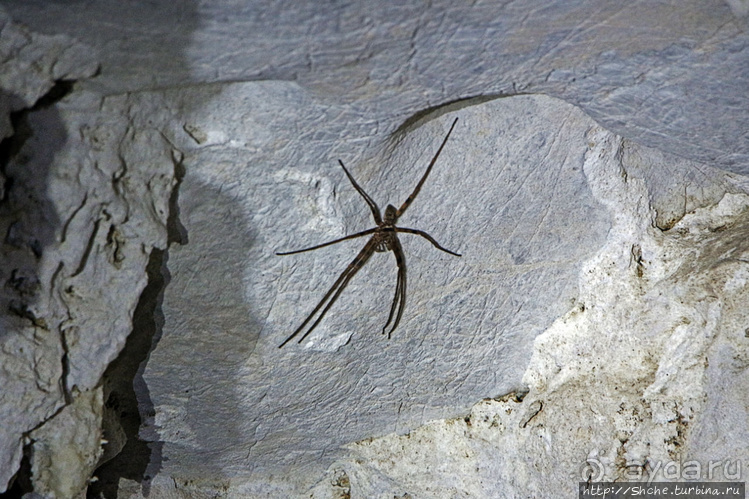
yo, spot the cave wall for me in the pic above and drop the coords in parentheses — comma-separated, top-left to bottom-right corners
(0, 1, 748, 497)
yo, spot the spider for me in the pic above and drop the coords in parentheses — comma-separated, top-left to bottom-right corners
(277, 117, 461, 348)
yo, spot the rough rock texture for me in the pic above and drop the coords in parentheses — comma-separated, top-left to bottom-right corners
(335, 129, 749, 498)
(0, 14, 175, 495)
(28, 387, 104, 497)
(0, 0, 748, 497)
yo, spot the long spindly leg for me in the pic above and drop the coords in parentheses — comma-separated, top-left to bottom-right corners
(395, 117, 458, 218)
(294, 248, 371, 345)
(381, 248, 402, 336)
(278, 238, 377, 347)
(276, 227, 378, 255)
(382, 236, 407, 339)
(395, 227, 461, 257)
(338, 160, 382, 225)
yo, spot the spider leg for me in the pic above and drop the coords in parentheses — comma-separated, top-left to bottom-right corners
(338, 160, 383, 225)
(278, 238, 377, 347)
(276, 227, 378, 255)
(294, 254, 368, 344)
(394, 227, 461, 257)
(382, 245, 401, 334)
(395, 117, 458, 218)
(382, 236, 407, 338)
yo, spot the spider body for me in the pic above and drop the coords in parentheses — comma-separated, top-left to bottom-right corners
(374, 206, 399, 251)
(277, 117, 460, 348)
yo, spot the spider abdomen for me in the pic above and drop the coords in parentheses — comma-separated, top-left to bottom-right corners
(375, 233, 394, 252)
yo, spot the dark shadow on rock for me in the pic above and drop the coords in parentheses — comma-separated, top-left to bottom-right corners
(0, 83, 71, 331)
(88, 145, 188, 498)
(0, 82, 73, 494)
(140, 171, 259, 482)
(2, 0, 203, 94)
(87, 248, 167, 499)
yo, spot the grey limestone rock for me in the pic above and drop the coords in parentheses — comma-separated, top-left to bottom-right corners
(0, 1, 748, 497)
(0, 14, 175, 495)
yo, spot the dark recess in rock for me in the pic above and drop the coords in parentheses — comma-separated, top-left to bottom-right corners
(88, 143, 185, 498)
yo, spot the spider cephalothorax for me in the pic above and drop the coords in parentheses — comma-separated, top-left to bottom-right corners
(383, 204, 398, 224)
(277, 117, 460, 347)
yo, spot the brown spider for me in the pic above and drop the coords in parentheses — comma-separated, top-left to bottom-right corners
(277, 117, 460, 348)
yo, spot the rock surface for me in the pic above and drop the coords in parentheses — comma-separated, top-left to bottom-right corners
(337, 129, 749, 498)
(0, 13, 175, 495)
(140, 90, 609, 495)
(0, 1, 747, 497)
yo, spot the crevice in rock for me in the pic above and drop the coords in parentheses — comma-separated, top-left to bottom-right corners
(60, 326, 73, 405)
(166, 150, 188, 246)
(34, 81, 75, 110)
(0, 105, 27, 210)
(0, 442, 33, 498)
(394, 93, 512, 137)
(88, 145, 186, 498)
(0, 80, 75, 179)
(87, 248, 167, 499)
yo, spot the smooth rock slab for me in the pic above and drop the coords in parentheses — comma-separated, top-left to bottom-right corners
(140, 87, 610, 493)
(3, 1, 747, 174)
